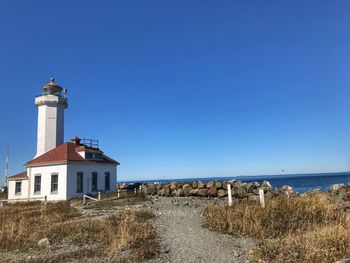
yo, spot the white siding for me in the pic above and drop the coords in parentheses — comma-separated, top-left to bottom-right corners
(8, 163, 117, 201)
(8, 179, 29, 200)
(66, 163, 117, 199)
(28, 165, 68, 201)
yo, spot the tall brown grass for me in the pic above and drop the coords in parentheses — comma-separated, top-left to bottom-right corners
(0, 201, 158, 262)
(202, 193, 350, 263)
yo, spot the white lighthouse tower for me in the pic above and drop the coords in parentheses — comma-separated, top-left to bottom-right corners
(34, 78, 68, 157)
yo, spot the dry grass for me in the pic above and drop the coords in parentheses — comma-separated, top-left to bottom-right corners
(0, 191, 6, 199)
(0, 201, 158, 262)
(0, 201, 78, 250)
(202, 193, 350, 263)
(109, 209, 158, 260)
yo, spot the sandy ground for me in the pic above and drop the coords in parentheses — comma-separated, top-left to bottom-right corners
(149, 197, 252, 263)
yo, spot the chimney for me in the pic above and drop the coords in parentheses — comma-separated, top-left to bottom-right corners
(71, 136, 81, 146)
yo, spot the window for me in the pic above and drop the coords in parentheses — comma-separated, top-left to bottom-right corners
(85, 152, 102, 160)
(34, 175, 41, 194)
(105, 172, 110, 190)
(77, 172, 83, 193)
(92, 172, 98, 191)
(51, 173, 58, 193)
(15, 181, 22, 195)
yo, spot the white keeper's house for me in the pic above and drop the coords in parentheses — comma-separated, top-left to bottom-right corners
(7, 79, 120, 201)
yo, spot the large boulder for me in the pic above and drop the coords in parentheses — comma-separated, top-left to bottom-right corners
(261, 180, 272, 191)
(214, 181, 223, 189)
(170, 182, 178, 191)
(175, 189, 184, 197)
(208, 187, 218, 197)
(183, 183, 191, 189)
(183, 188, 191, 197)
(234, 187, 248, 199)
(190, 188, 198, 196)
(143, 183, 157, 195)
(159, 188, 171, 197)
(206, 181, 215, 188)
(329, 184, 345, 194)
(192, 181, 198, 189)
(197, 189, 208, 197)
(218, 189, 227, 198)
(38, 238, 50, 248)
(198, 182, 206, 189)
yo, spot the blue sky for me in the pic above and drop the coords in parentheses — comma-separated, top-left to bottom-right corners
(1, 1, 350, 182)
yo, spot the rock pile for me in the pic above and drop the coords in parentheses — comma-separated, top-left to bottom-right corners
(328, 182, 350, 201)
(118, 180, 298, 199)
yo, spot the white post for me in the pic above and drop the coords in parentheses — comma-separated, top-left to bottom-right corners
(83, 195, 86, 205)
(117, 190, 120, 198)
(227, 184, 233, 207)
(259, 189, 265, 208)
(0, 201, 3, 207)
(98, 192, 101, 201)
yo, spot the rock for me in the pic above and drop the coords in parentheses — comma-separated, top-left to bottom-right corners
(218, 189, 227, 198)
(38, 238, 50, 248)
(214, 181, 223, 189)
(159, 188, 171, 197)
(261, 180, 272, 189)
(143, 183, 157, 195)
(170, 182, 178, 191)
(222, 182, 228, 190)
(235, 187, 248, 199)
(246, 182, 260, 193)
(206, 181, 215, 188)
(197, 189, 208, 197)
(183, 188, 191, 197)
(119, 183, 129, 190)
(336, 259, 350, 263)
(198, 182, 206, 189)
(281, 185, 294, 196)
(192, 181, 198, 188)
(183, 183, 191, 189)
(208, 187, 218, 197)
(190, 188, 198, 196)
(175, 189, 184, 197)
(329, 184, 345, 194)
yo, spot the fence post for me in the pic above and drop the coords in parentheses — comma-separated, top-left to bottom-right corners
(259, 189, 265, 208)
(83, 195, 86, 205)
(44, 196, 47, 205)
(227, 184, 233, 207)
(117, 190, 120, 198)
(98, 192, 101, 201)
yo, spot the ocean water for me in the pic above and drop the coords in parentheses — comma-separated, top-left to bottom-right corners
(121, 172, 350, 193)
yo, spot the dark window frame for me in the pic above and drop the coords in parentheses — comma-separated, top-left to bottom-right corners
(76, 172, 84, 193)
(15, 181, 22, 195)
(91, 172, 98, 191)
(34, 175, 41, 194)
(51, 173, 58, 193)
(105, 172, 110, 191)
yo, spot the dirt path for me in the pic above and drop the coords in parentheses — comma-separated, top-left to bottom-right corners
(149, 197, 252, 263)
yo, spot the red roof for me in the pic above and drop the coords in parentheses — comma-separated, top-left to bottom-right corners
(26, 142, 119, 166)
(8, 171, 28, 181)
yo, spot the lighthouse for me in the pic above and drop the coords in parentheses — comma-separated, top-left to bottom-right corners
(34, 78, 68, 157)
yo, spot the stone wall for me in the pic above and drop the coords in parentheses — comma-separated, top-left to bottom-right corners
(117, 180, 297, 200)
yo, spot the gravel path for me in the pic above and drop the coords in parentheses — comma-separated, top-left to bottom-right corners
(149, 197, 252, 263)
